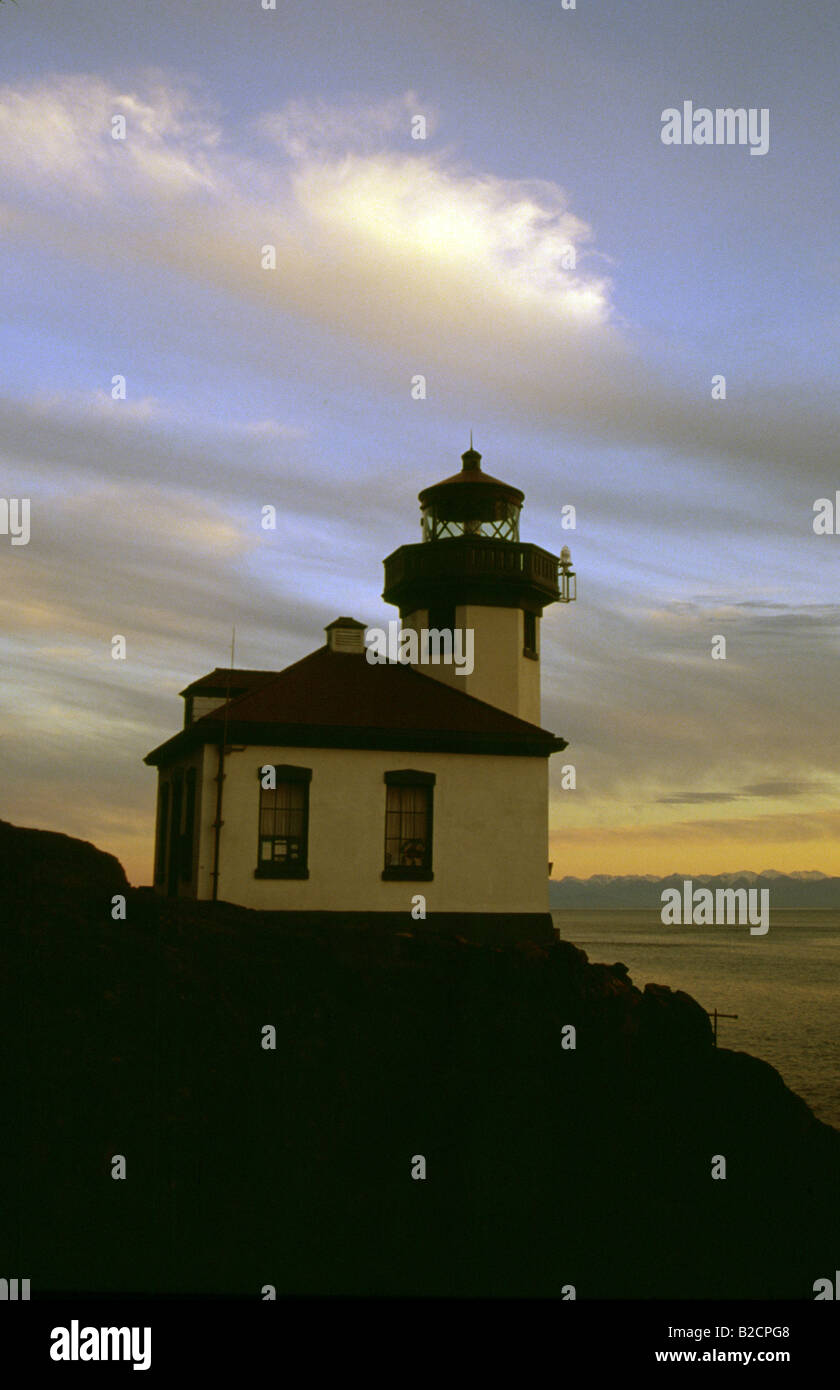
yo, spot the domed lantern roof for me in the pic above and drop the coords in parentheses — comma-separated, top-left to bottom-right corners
(418, 443, 524, 541)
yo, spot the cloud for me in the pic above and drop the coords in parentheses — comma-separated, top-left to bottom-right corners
(259, 91, 438, 159)
(740, 780, 831, 799)
(0, 73, 221, 202)
(1, 70, 838, 488)
(291, 154, 610, 322)
(0, 391, 390, 527)
(0, 73, 610, 322)
(657, 792, 740, 804)
(553, 810, 840, 848)
(656, 780, 833, 804)
(543, 581, 840, 860)
(48, 390, 168, 423)
(2, 70, 839, 880)
(233, 418, 309, 440)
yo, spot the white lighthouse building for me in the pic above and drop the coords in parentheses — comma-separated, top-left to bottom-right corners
(144, 444, 574, 943)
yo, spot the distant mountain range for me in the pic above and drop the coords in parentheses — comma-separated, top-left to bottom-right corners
(549, 871, 840, 909)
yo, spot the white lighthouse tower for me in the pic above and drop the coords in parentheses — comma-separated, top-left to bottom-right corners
(382, 442, 575, 724)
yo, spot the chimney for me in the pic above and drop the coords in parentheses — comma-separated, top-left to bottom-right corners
(324, 616, 367, 654)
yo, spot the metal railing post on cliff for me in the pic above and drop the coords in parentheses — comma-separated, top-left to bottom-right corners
(707, 1008, 739, 1046)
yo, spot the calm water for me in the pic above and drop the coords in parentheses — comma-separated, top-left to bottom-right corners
(553, 910, 840, 1132)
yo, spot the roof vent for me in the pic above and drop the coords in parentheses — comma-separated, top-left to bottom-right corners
(324, 616, 367, 654)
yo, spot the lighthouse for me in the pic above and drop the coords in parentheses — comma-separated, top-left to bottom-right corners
(144, 440, 571, 943)
(382, 443, 575, 724)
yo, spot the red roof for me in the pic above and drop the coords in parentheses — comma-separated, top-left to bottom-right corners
(179, 668, 278, 697)
(418, 448, 524, 504)
(419, 468, 523, 495)
(147, 646, 566, 764)
(202, 647, 554, 732)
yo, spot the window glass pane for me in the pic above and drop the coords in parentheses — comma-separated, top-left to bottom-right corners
(384, 784, 429, 866)
(259, 776, 308, 868)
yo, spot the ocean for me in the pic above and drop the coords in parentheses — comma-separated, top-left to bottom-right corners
(552, 909, 840, 1132)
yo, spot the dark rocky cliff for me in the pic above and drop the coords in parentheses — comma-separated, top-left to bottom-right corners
(1, 818, 129, 906)
(1, 824, 837, 1298)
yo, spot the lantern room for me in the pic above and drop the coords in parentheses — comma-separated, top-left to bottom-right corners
(419, 445, 524, 541)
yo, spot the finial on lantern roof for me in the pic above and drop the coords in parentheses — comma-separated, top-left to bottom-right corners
(461, 434, 482, 471)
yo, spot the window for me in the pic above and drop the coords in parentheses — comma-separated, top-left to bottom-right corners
(427, 603, 455, 636)
(154, 782, 169, 883)
(382, 770, 435, 880)
(523, 610, 538, 659)
(180, 767, 197, 881)
(167, 772, 183, 896)
(255, 764, 311, 878)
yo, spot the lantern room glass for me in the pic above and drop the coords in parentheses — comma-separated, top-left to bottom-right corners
(421, 497, 521, 542)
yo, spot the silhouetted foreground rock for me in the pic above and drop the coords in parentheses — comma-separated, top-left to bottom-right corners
(1, 833, 837, 1299)
(1, 818, 128, 908)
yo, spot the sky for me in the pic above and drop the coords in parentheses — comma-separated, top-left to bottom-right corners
(1, 0, 838, 884)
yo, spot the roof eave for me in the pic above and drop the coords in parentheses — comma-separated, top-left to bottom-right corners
(144, 720, 567, 764)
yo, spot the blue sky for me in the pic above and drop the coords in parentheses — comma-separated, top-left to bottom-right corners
(1, 0, 839, 881)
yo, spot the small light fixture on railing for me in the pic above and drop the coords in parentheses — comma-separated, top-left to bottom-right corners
(558, 545, 577, 603)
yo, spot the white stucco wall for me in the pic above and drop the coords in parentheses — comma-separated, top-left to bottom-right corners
(403, 604, 541, 725)
(179, 743, 549, 913)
